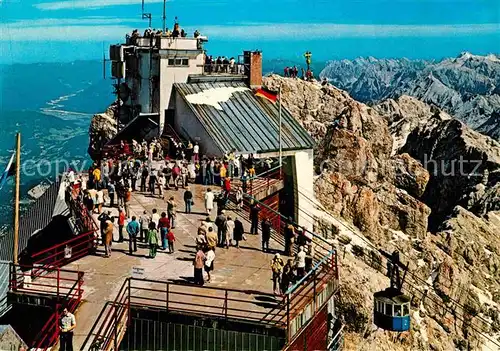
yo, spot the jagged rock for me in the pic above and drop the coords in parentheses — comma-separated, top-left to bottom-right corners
(263, 75, 499, 350)
(391, 153, 429, 198)
(399, 118, 500, 227)
(88, 105, 118, 161)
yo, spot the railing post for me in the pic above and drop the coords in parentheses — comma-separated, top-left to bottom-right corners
(286, 293, 290, 342)
(128, 278, 131, 327)
(57, 268, 60, 301)
(114, 307, 118, 351)
(224, 290, 228, 323)
(166, 283, 169, 312)
(313, 269, 317, 312)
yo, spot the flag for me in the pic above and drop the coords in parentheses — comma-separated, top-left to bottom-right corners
(255, 87, 279, 103)
(0, 151, 15, 191)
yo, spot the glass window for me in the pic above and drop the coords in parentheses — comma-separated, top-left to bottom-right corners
(377, 301, 384, 313)
(182, 58, 189, 66)
(403, 303, 410, 316)
(394, 304, 402, 316)
(168, 59, 174, 66)
(385, 303, 393, 316)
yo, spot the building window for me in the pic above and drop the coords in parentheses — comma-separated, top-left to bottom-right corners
(168, 58, 189, 66)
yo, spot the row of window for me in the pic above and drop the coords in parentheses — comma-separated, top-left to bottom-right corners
(374, 300, 410, 317)
(289, 280, 336, 338)
(168, 58, 189, 66)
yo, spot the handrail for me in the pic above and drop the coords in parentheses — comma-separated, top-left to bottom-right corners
(31, 230, 95, 258)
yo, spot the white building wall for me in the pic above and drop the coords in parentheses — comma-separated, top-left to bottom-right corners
(174, 93, 223, 156)
(293, 149, 315, 231)
(159, 52, 204, 134)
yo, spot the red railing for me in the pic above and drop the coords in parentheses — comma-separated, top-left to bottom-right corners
(28, 187, 99, 277)
(82, 278, 284, 351)
(247, 166, 283, 197)
(9, 263, 84, 350)
(101, 142, 135, 159)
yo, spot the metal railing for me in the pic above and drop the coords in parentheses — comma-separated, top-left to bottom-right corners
(27, 185, 99, 277)
(202, 63, 247, 75)
(83, 278, 283, 351)
(9, 263, 84, 350)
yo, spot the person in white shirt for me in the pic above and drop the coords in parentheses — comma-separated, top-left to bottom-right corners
(205, 248, 215, 282)
(295, 246, 307, 278)
(193, 142, 200, 162)
(225, 216, 235, 247)
(204, 188, 214, 216)
(151, 208, 160, 229)
(139, 210, 150, 242)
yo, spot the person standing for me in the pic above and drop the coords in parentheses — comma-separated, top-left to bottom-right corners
(215, 210, 227, 248)
(59, 306, 76, 351)
(167, 197, 177, 228)
(270, 254, 284, 295)
(149, 168, 157, 195)
(139, 210, 150, 243)
(281, 259, 295, 294)
(206, 226, 217, 250)
(233, 217, 244, 249)
(127, 216, 140, 255)
(104, 218, 114, 258)
(284, 219, 295, 256)
(261, 217, 272, 252)
(184, 187, 193, 213)
(107, 181, 115, 207)
(225, 216, 235, 248)
(158, 212, 171, 250)
(124, 188, 131, 218)
(204, 188, 214, 216)
(235, 187, 243, 209)
(166, 229, 176, 253)
(146, 221, 160, 258)
(118, 207, 126, 242)
(193, 246, 206, 285)
(97, 211, 112, 245)
(140, 166, 149, 192)
(96, 189, 104, 214)
(205, 248, 215, 282)
(151, 208, 160, 229)
(295, 246, 306, 279)
(249, 201, 261, 235)
(193, 142, 199, 163)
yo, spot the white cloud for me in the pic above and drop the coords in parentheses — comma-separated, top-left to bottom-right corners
(34, 0, 165, 10)
(198, 23, 500, 40)
(0, 24, 132, 41)
(7, 17, 139, 27)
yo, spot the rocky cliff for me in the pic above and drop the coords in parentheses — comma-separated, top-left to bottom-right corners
(319, 53, 500, 141)
(263, 75, 500, 350)
(87, 103, 118, 160)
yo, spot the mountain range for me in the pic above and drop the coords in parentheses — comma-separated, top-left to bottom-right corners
(320, 52, 500, 140)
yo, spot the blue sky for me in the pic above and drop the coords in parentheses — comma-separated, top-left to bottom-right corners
(0, 0, 499, 64)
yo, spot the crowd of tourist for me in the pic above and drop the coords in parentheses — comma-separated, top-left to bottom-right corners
(283, 65, 315, 81)
(66, 137, 315, 293)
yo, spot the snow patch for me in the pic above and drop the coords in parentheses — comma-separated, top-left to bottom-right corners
(417, 259, 426, 268)
(471, 285, 498, 307)
(185, 87, 249, 110)
(390, 229, 410, 241)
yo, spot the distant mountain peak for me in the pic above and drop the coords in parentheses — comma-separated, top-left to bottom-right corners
(320, 53, 500, 141)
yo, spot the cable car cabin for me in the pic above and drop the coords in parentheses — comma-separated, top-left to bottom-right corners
(373, 288, 411, 332)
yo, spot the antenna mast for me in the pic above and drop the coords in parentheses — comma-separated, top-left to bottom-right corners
(162, 0, 166, 31)
(141, 0, 152, 27)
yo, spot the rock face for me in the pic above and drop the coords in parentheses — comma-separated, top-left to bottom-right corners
(88, 104, 118, 161)
(320, 52, 500, 140)
(263, 75, 500, 350)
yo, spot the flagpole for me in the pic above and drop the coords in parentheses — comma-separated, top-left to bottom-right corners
(13, 132, 20, 265)
(278, 85, 282, 173)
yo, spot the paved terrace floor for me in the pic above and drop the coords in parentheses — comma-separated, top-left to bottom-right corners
(65, 183, 285, 349)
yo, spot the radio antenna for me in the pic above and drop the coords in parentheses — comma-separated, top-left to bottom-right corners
(162, 0, 166, 31)
(141, 0, 152, 27)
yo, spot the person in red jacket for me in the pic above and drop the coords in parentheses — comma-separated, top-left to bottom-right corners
(223, 177, 231, 198)
(166, 229, 175, 253)
(118, 207, 126, 242)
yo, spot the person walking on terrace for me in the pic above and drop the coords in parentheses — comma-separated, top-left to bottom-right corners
(118, 207, 126, 242)
(103, 218, 114, 258)
(166, 228, 176, 253)
(270, 253, 284, 295)
(205, 247, 215, 282)
(215, 210, 227, 248)
(59, 306, 76, 351)
(97, 211, 112, 245)
(249, 200, 261, 235)
(158, 212, 171, 250)
(233, 217, 245, 249)
(193, 246, 206, 285)
(146, 221, 160, 258)
(262, 217, 272, 252)
(167, 196, 177, 228)
(204, 188, 214, 216)
(127, 216, 140, 255)
(139, 210, 150, 242)
(184, 186, 193, 213)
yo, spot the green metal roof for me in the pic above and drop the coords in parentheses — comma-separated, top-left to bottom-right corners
(174, 81, 314, 154)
